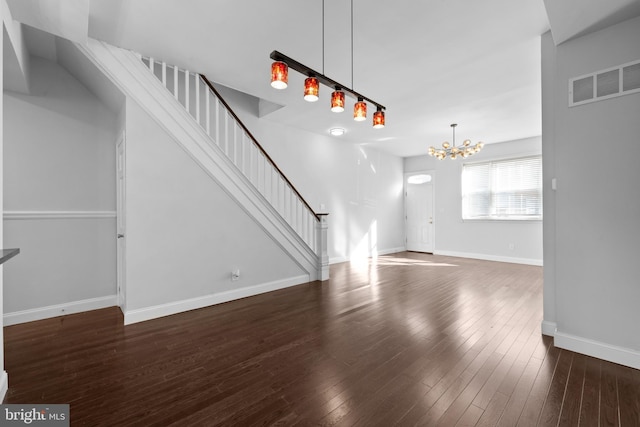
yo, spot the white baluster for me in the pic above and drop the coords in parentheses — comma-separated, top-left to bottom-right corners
(271, 168, 278, 209)
(302, 206, 307, 243)
(269, 164, 275, 205)
(310, 215, 316, 250)
(195, 74, 200, 124)
(264, 159, 269, 201)
(276, 176, 282, 214)
(294, 198, 300, 235)
(281, 178, 286, 216)
(233, 124, 239, 166)
(185, 70, 190, 113)
(310, 213, 315, 247)
(224, 112, 229, 156)
(173, 65, 179, 100)
(298, 200, 303, 237)
(214, 99, 220, 146)
(245, 140, 250, 181)
(240, 133, 246, 176)
(205, 87, 211, 136)
(257, 152, 263, 194)
(289, 193, 293, 228)
(251, 143, 256, 185)
(162, 62, 167, 87)
(282, 184, 291, 225)
(304, 212, 309, 246)
(149, 57, 154, 74)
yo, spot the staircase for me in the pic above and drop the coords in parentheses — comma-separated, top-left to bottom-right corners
(77, 39, 328, 282)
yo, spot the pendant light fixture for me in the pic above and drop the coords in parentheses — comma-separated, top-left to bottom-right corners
(372, 107, 385, 129)
(269, 0, 386, 128)
(304, 76, 319, 102)
(353, 98, 367, 121)
(270, 61, 288, 89)
(331, 89, 345, 112)
(428, 124, 484, 160)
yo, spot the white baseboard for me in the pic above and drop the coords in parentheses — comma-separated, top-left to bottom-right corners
(0, 371, 7, 403)
(329, 255, 348, 265)
(541, 320, 557, 337)
(124, 275, 309, 325)
(3, 295, 117, 326)
(329, 247, 407, 265)
(554, 330, 640, 370)
(434, 250, 543, 266)
(378, 247, 407, 257)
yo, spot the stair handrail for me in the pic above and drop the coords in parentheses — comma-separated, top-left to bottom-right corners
(199, 74, 320, 221)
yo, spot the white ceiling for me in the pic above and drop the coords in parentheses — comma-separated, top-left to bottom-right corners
(7, 0, 640, 157)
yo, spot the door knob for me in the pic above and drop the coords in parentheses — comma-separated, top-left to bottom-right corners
(117, 234, 125, 239)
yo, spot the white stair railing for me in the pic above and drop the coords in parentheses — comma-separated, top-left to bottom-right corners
(141, 57, 328, 279)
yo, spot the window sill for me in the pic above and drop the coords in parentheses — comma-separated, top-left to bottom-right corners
(461, 218, 542, 223)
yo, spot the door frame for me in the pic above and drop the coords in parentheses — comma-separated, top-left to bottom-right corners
(116, 131, 126, 313)
(404, 170, 436, 253)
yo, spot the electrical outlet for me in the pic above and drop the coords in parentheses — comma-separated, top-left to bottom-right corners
(508, 243, 515, 250)
(231, 269, 240, 281)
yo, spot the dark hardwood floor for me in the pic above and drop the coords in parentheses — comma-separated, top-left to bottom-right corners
(4, 252, 640, 426)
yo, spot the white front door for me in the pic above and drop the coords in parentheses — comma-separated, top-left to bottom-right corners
(116, 133, 126, 312)
(405, 172, 435, 253)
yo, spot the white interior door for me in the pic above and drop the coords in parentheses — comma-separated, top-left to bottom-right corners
(116, 133, 126, 312)
(405, 172, 435, 253)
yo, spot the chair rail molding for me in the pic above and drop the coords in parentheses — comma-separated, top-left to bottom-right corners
(4, 210, 117, 220)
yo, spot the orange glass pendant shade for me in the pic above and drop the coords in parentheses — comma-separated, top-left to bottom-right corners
(331, 90, 345, 112)
(354, 99, 367, 121)
(304, 77, 319, 102)
(270, 61, 288, 89)
(373, 108, 385, 128)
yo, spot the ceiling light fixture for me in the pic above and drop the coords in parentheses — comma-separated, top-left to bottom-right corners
(330, 89, 345, 112)
(269, 52, 384, 126)
(428, 124, 484, 160)
(304, 77, 319, 102)
(270, 61, 288, 89)
(329, 127, 345, 136)
(353, 98, 367, 121)
(372, 107, 385, 129)
(269, 0, 385, 128)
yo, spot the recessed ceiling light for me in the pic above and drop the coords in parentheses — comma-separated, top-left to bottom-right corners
(329, 128, 345, 136)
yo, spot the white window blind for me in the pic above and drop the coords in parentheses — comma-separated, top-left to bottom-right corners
(462, 156, 542, 220)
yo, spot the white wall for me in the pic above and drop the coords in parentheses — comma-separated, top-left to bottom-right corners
(404, 137, 543, 265)
(542, 16, 640, 368)
(212, 84, 406, 263)
(3, 55, 117, 323)
(123, 98, 308, 321)
(0, 4, 6, 400)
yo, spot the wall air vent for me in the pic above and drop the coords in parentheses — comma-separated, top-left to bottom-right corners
(569, 59, 640, 107)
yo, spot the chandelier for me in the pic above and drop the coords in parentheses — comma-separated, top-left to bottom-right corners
(428, 124, 484, 160)
(269, 0, 385, 129)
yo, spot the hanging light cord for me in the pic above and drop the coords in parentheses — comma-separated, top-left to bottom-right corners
(322, 0, 325, 75)
(351, 0, 354, 89)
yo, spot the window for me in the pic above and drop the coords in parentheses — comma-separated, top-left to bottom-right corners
(462, 156, 542, 220)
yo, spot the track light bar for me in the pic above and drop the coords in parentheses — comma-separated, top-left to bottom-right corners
(270, 50, 386, 112)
